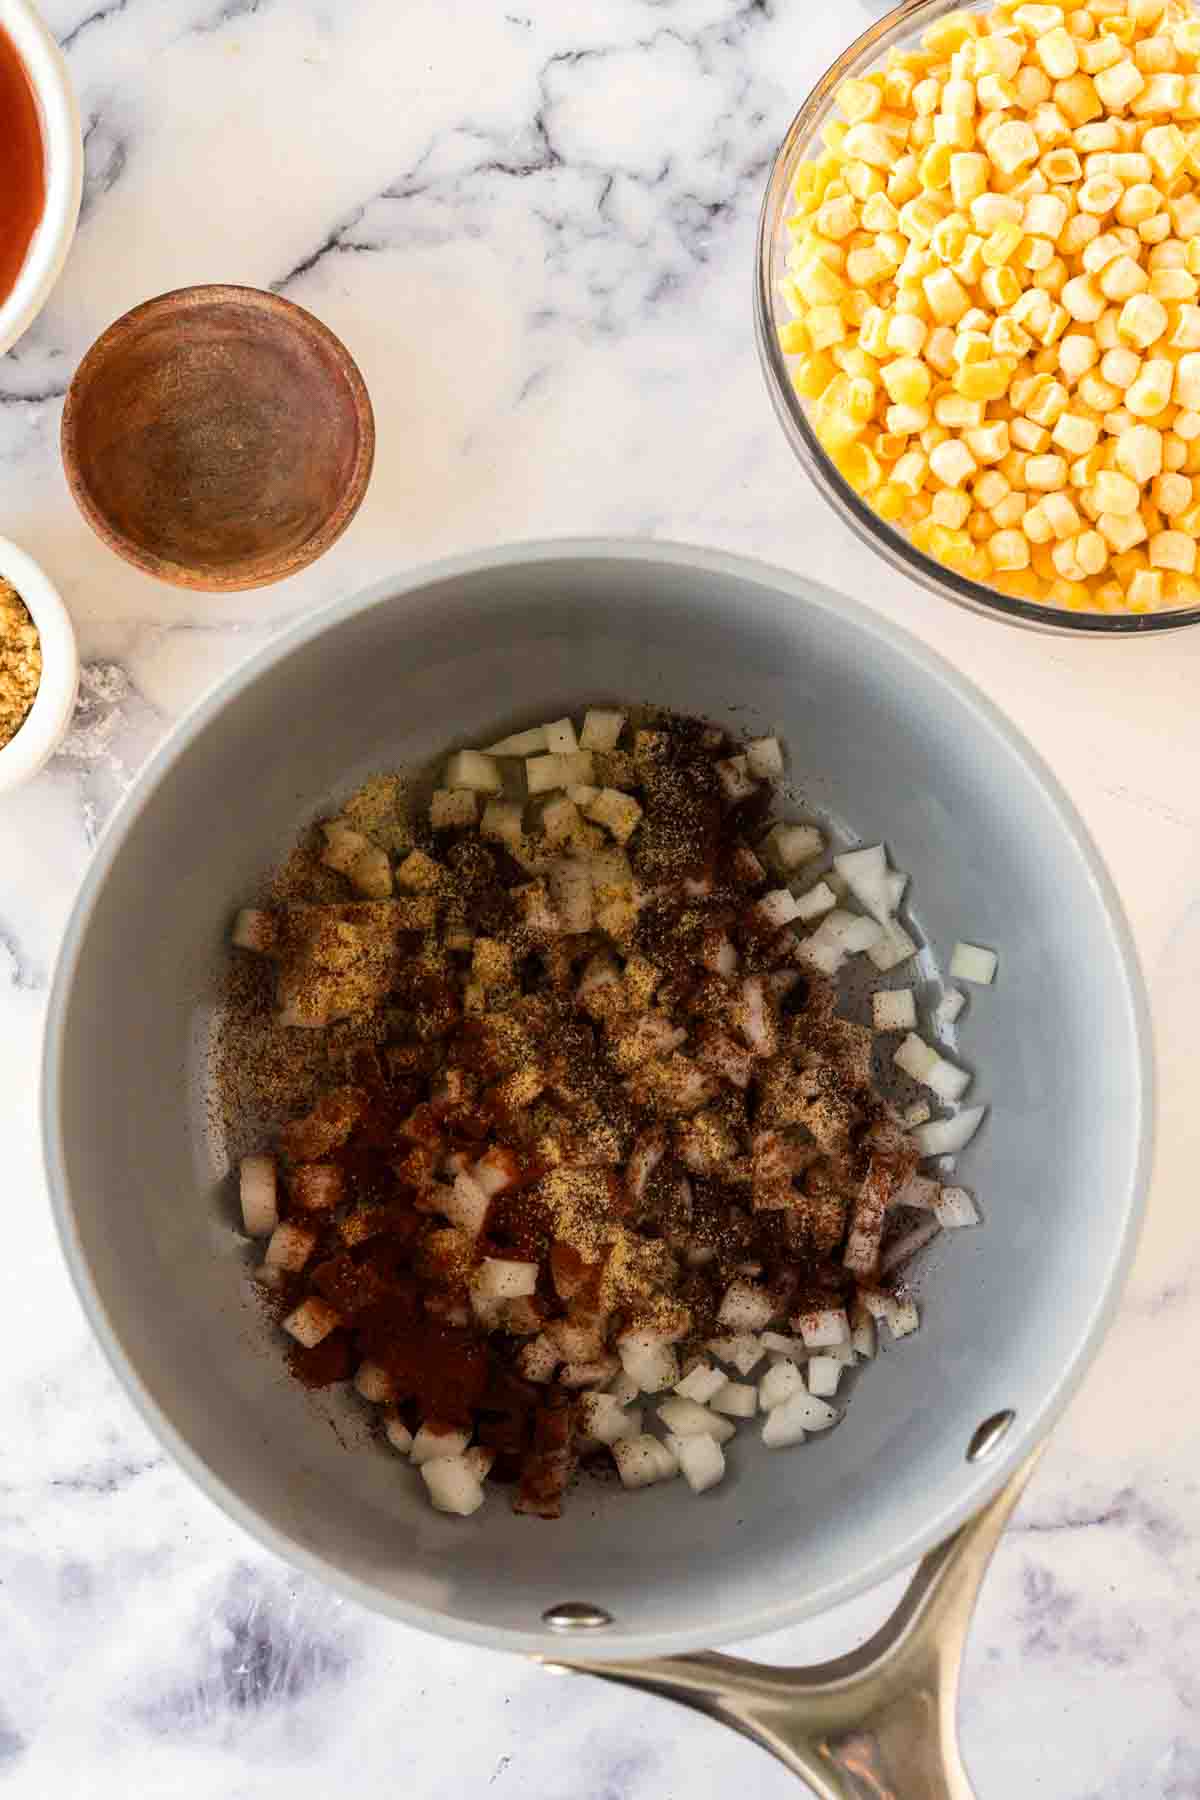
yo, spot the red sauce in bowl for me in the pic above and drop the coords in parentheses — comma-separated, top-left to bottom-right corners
(0, 26, 45, 309)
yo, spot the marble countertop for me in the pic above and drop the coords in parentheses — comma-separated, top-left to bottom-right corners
(1, 0, 1197, 1793)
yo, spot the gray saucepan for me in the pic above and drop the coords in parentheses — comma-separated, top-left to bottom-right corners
(42, 541, 1151, 1795)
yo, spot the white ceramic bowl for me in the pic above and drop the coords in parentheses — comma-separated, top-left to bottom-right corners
(0, 0, 82, 357)
(0, 535, 78, 791)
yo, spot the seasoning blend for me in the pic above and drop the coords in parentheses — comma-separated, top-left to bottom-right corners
(0, 578, 41, 750)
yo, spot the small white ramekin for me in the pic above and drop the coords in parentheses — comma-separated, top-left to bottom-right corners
(0, 0, 83, 358)
(0, 536, 78, 791)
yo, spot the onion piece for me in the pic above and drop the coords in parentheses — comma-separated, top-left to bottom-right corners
(950, 942, 997, 985)
(586, 788, 643, 845)
(746, 736, 784, 779)
(475, 1257, 538, 1300)
(903, 1101, 931, 1128)
(885, 1294, 920, 1339)
(485, 725, 548, 757)
(281, 1298, 340, 1348)
(716, 755, 757, 802)
(794, 1307, 850, 1349)
(656, 1397, 736, 1442)
(263, 1220, 317, 1273)
(718, 1281, 776, 1332)
(517, 1334, 559, 1383)
(579, 1393, 642, 1445)
(617, 1334, 680, 1394)
(758, 1359, 806, 1411)
(674, 1362, 726, 1404)
(607, 1368, 640, 1406)
(421, 1455, 486, 1516)
(935, 988, 966, 1028)
(709, 1379, 758, 1418)
(580, 709, 627, 752)
(480, 800, 524, 849)
(544, 717, 579, 754)
(231, 908, 277, 954)
(705, 1335, 765, 1376)
(239, 1155, 278, 1237)
(548, 857, 594, 934)
(872, 988, 916, 1032)
(383, 1412, 413, 1456)
(760, 822, 823, 870)
(806, 1356, 846, 1398)
(668, 1431, 726, 1494)
(526, 754, 565, 795)
(793, 880, 838, 922)
(926, 1055, 971, 1104)
(430, 788, 478, 830)
(411, 1422, 473, 1466)
(445, 749, 502, 793)
(755, 888, 802, 929)
(833, 844, 891, 923)
(935, 1186, 981, 1229)
(887, 871, 908, 912)
(760, 1331, 806, 1362)
(881, 1216, 941, 1273)
(613, 1433, 676, 1488)
(911, 1106, 987, 1157)
(851, 1306, 876, 1360)
(868, 921, 918, 971)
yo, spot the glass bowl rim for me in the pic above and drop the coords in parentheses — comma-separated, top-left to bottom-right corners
(753, 0, 1200, 636)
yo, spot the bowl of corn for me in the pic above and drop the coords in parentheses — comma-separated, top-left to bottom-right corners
(756, 0, 1200, 632)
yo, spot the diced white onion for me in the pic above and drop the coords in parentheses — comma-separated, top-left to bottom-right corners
(926, 1055, 972, 1104)
(761, 822, 823, 870)
(872, 989, 916, 1033)
(950, 942, 997, 985)
(894, 1033, 939, 1082)
(795, 1307, 850, 1349)
(614, 1433, 675, 1488)
(618, 1335, 680, 1394)
(526, 754, 565, 794)
(934, 1186, 981, 1229)
(480, 800, 524, 848)
(264, 1220, 316, 1273)
(868, 921, 918, 971)
(485, 725, 549, 757)
(885, 1295, 920, 1338)
(793, 880, 837, 922)
(586, 788, 643, 844)
(904, 1100, 932, 1128)
(716, 755, 757, 802)
(544, 717, 579, 754)
(656, 1397, 736, 1442)
(911, 1106, 987, 1157)
(475, 1257, 538, 1300)
(709, 1379, 758, 1418)
(517, 1334, 558, 1383)
(746, 736, 784, 779)
(411, 1422, 472, 1466)
(833, 844, 891, 923)
(881, 1216, 941, 1274)
(934, 988, 966, 1028)
(421, 1455, 486, 1516)
(718, 1281, 776, 1332)
(769, 1388, 839, 1436)
(887, 870, 908, 912)
(558, 751, 595, 787)
(579, 1393, 642, 1445)
(282, 1298, 340, 1348)
(430, 788, 478, 830)
(758, 1359, 806, 1411)
(894, 1173, 941, 1211)
(675, 1362, 726, 1404)
(823, 910, 884, 955)
(384, 1414, 413, 1456)
(669, 1431, 726, 1493)
(705, 1335, 765, 1376)
(239, 1155, 278, 1237)
(756, 887, 802, 929)
(608, 1368, 640, 1406)
(566, 784, 598, 807)
(445, 749, 501, 793)
(760, 1331, 806, 1361)
(806, 1356, 844, 1398)
(851, 1309, 877, 1360)
(446, 1172, 491, 1236)
(548, 857, 594, 934)
(580, 709, 627, 752)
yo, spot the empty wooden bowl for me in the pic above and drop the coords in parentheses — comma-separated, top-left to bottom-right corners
(61, 285, 375, 591)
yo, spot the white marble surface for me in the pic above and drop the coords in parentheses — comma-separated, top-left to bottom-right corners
(1, 0, 1199, 1793)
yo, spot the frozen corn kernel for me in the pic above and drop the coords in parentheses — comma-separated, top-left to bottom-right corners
(1115, 424, 1163, 483)
(1150, 529, 1198, 573)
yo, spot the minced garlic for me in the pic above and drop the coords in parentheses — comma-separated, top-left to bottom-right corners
(0, 579, 40, 749)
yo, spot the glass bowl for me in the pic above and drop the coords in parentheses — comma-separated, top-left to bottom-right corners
(754, 0, 1200, 636)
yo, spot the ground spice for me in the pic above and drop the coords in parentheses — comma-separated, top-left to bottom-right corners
(0, 580, 41, 750)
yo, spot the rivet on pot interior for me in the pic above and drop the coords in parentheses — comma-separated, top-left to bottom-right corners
(543, 1602, 614, 1631)
(967, 1410, 1016, 1463)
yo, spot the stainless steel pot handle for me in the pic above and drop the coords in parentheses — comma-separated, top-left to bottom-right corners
(545, 1448, 1043, 1799)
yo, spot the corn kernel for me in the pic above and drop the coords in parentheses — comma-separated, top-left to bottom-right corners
(843, 123, 902, 169)
(881, 356, 932, 407)
(806, 303, 848, 351)
(922, 267, 972, 323)
(1094, 468, 1142, 513)
(1154, 471, 1193, 514)
(1025, 452, 1070, 489)
(931, 488, 973, 528)
(1148, 528, 1197, 574)
(1040, 489, 1082, 538)
(989, 528, 1032, 568)
(1118, 292, 1169, 348)
(1115, 423, 1164, 483)
(1127, 568, 1165, 607)
(1052, 411, 1101, 456)
(929, 438, 979, 487)
(1094, 59, 1146, 111)
(887, 402, 933, 435)
(1099, 254, 1149, 303)
(837, 78, 883, 125)
(988, 118, 1041, 174)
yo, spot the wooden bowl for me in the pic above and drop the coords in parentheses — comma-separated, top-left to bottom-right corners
(61, 285, 375, 591)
